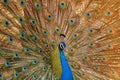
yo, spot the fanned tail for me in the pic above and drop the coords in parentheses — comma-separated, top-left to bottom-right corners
(0, 0, 120, 80)
(65, 0, 120, 79)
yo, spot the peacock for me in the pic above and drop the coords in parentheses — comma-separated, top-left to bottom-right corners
(0, 0, 120, 80)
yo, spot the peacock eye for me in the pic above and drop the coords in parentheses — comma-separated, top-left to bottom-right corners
(70, 48, 73, 52)
(32, 20, 35, 24)
(106, 11, 111, 16)
(46, 44, 49, 49)
(112, 70, 115, 74)
(94, 66, 99, 71)
(3, 0, 8, 3)
(9, 36, 14, 43)
(42, 66, 47, 71)
(69, 19, 75, 25)
(19, 17, 24, 23)
(14, 73, 19, 78)
(0, 73, 2, 78)
(83, 56, 87, 61)
(22, 66, 27, 71)
(101, 57, 106, 61)
(81, 71, 85, 76)
(60, 2, 66, 9)
(73, 63, 76, 67)
(73, 34, 77, 39)
(86, 13, 90, 17)
(52, 41, 56, 45)
(89, 42, 93, 47)
(89, 29, 93, 33)
(3, 0, 9, 5)
(43, 31, 48, 35)
(36, 4, 40, 7)
(56, 29, 60, 33)
(35, 3, 41, 10)
(31, 20, 36, 26)
(4, 20, 10, 27)
(44, 57, 49, 63)
(108, 29, 112, 33)
(33, 59, 37, 64)
(38, 48, 43, 54)
(5, 61, 11, 67)
(20, 18, 22, 22)
(32, 35, 38, 42)
(61, 3, 65, 6)
(107, 44, 111, 48)
(20, 0, 25, 6)
(21, 1, 24, 5)
(26, 48, 29, 51)
(48, 15, 52, 20)
(14, 52, 19, 58)
(24, 48, 30, 53)
(33, 74, 37, 79)
(5, 21, 9, 25)
(20, 32, 25, 39)
(33, 36, 37, 40)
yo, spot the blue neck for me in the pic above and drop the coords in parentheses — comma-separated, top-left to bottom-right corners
(59, 50, 74, 80)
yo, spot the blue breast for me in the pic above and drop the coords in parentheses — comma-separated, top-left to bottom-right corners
(59, 50, 74, 80)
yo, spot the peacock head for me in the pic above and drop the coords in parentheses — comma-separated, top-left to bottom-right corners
(59, 34, 66, 50)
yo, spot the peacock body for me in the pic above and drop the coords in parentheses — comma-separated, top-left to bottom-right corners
(0, 0, 120, 80)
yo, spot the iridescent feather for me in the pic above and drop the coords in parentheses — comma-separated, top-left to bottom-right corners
(0, 0, 120, 80)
